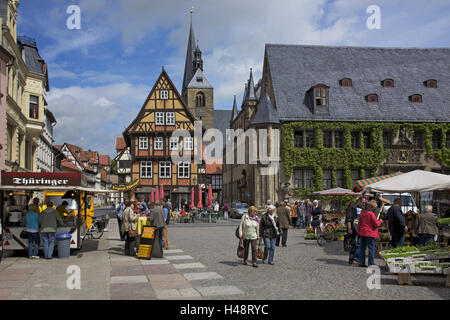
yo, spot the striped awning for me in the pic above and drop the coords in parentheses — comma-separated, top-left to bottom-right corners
(352, 172, 403, 192)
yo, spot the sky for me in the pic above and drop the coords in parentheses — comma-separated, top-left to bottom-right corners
(16, 0, 450, 157)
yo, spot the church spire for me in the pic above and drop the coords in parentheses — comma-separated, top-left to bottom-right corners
(182, 9, 197, 99)
(230, 95, 238, 123)
(245, 68, 257, 102)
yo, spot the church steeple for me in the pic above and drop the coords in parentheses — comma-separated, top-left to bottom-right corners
(182, 12, 197, 100)
(230, 95, 238, 123)
(193, 42, 203, 72)
(244, 68, 257, 102)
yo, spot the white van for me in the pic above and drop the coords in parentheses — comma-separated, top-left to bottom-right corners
(379, 193, 418, 214)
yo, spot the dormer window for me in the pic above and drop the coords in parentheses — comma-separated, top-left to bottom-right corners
(382, 79, 394, 88)
(409, 94, 422, 103)
(366, 94, 378, 103)
(313, 84, 328, 106)
(340, 78, 352, 87)
(424, 79, 437, 88)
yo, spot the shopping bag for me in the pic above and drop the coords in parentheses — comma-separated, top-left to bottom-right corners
(256, 239, 264, 259)
(343, 234, 356, 252)
(237, 239, 245, 258)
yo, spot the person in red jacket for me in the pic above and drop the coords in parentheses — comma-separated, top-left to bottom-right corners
(357, 200, 383, 267)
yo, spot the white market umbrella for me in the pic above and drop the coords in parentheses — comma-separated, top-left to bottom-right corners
(364, 170, 450, 193)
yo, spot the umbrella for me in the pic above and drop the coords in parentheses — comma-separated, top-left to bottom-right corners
(190, 187, 195, 208)
(160, 185, 164, 200)
(311, 187, 362, 196)
(207, 184, 213, 208)
(352, 172, 403, 192)
(151, 188, 155, 203)
(197, 186, 203, 209)
(155, 187, 160, 202)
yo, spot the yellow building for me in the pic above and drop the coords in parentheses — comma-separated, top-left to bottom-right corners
(1, 0, 49, 172)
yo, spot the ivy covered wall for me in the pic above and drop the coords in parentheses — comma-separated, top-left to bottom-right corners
(281, 122, 450, 196)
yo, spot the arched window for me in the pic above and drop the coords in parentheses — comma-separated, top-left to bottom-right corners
(409, 94, 422, 103)
(340, 78, 352, 87)
(366, 94, 378, 103)
(196, 92, 205, 107)
(424, 79, 437, 88)
(382, 79, 394, 88)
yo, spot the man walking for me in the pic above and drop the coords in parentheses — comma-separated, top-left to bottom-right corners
(276, 201, 291, 247)
(387, 198, 407, 248)
(297, 200, 306, 228)
(116, 199, 127, 241)
(161, 198, 170, 249)
(149, 201, 165, 253)
(345, 200, 359, 265)
(39, 200, 64, 259)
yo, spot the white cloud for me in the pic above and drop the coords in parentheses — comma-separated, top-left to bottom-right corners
(47, 82, 150, 156)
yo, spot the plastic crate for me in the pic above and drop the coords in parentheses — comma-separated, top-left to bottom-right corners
(387, 261, 415, 274)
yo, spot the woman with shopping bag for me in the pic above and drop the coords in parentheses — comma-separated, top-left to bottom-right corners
(238, 206, 260, 268)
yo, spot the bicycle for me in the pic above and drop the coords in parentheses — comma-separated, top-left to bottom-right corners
(83, 216, 105, 240)
(313, 217, 337, 246)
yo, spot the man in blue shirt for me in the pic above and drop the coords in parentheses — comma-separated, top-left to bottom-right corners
(161, 198, 170, 249)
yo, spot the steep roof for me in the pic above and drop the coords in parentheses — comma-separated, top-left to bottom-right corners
(61, 159, 81, 172)
(214, 109, 233, 145)
(18, 37, 49, 91)
(181, 18, 197, 98)
(115, 137, 126, 151)
(244, 69, 257, 101)
(63, 143, 95, 172)
(187, 68, 213, 89)
(99, 155, 110, 167)
(251, 95, 280, 125)
(265, 44, 450, 122)
(230, 95, 238, 122)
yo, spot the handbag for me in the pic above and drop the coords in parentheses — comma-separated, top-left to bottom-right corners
(343, 233, 356, 252)
(128, 229, 138, 238)
(257, 238, 264, 260)
(237, 239, 245, 258)
(20, 230, 29, 239)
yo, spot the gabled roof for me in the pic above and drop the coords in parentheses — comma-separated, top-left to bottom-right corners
(265, 44, 450, 122)
(115, 137, 126, 151)
(99, 155, 110, 167)
(61, 159, 81, 172)
(79, 150, 98, 165)
(251, 95, 280, 125)
(62, 143, 95, 172)
(187, 68, 213, 89)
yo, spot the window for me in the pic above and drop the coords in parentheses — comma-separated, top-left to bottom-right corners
(169, 137, 179, 150)
(323, 169, 332, 189)
(424, 79, 437, 88)
(323, 131, 332, 148)
(294, 131, 304, 148)
(446, 132, 450, 149)
(160, 90, 169, 100)
(335, 170, 344, 188)
(293, 169, 314, 189)
(184, 137, 193, 151)
(432, 131, 441, 150)
(383, 131, 392, 149)
(166, 112, 175, 125)
(305, 130, 315, 148)
(155, 112, 164, 125)
(363, 131, 371, 148)
(382, 79, 394, 88)
(177, 162, 190, 178)
(413, 131, 423, 149)
(140, 161, 152, 178)
(29, 95, 39, 119)
(119, 160, 131, 168)
(351, 169, 360, 185)
(138, 137, 148, 150)
(334, 131, 344, 148)
(314, 87, 327, 106)
(211, 175, 223, 189)
(410, 94, 422, 103)
(340, 78, 352, 87)
(196, 77, 203, 82)
(196, 92, 205, 107)
(159, 161, 171, 178)
(351, 131, 360, 149)
(154, 137, 163, 150)
(367, 94, 378, 103)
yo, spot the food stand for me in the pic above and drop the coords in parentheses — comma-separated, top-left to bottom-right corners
(0, 171, 111, 252)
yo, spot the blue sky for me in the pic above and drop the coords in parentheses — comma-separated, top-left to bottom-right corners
(17, 0, 450, 156)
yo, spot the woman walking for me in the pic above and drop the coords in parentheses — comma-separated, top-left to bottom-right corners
(122, 200, 138, 256)
(259, 205, 279, 265)
(357, 200, 382, 267)
(239, 206, 260, 268)
(25, 204, 40, 259)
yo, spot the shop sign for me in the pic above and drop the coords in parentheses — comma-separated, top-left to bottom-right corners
(1, 172, 82, 187)
(137, 226, 156, 259)
(112, 179, 140, 191)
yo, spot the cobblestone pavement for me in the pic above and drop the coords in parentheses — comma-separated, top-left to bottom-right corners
(167, 219, 450, 300)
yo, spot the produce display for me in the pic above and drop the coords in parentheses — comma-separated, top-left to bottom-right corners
(437, 217, 450, 225)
